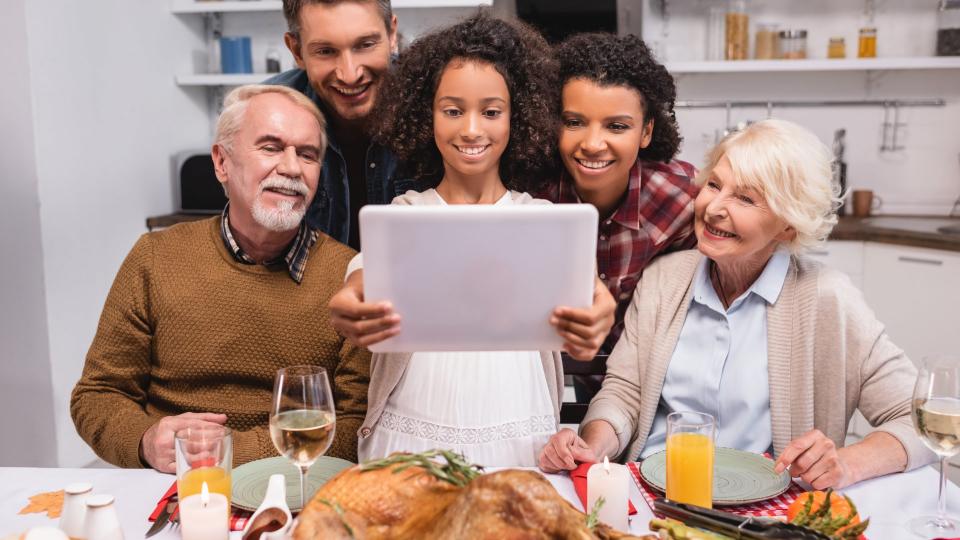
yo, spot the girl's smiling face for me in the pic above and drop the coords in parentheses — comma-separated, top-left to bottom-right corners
(559, 78, 652, 201)
(433, 59, 511, 182)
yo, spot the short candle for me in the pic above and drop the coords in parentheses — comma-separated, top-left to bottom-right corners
(586, 456, 630, 531)
(179, 481, 229, 540)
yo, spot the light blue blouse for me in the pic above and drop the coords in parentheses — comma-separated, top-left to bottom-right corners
(639, 247, 791, 459)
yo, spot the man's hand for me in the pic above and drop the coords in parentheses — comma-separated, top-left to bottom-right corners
(328, 270, 401, 347)
(538, 428, 598, 473)
(551, 277, 616, 360)
(140, 413, 227, 473)
(775, 429, 853, 490)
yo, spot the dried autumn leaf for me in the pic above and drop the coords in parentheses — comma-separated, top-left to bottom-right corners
(18, 490, 64, 519)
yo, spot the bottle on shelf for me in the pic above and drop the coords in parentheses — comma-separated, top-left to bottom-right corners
(937, 0, 960, 56)
(858, 0, 878, 58)
(858, 27, 877, 58)
(706, 5, 726, 61)
(725, 0, 749, 60)
(828, 37, 847, 59)
(778, 30, 807, 59)
(754, 22, 779, 60)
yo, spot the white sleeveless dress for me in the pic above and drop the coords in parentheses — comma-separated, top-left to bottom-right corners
(361, 350, 557, 466)
(359, 191, 557, 467)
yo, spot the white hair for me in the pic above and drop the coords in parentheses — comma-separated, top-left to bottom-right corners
(214, 84, 327, 158)
(695, 118, 842, 254)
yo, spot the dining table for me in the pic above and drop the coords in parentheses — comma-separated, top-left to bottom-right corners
(1, 464, 958, 539)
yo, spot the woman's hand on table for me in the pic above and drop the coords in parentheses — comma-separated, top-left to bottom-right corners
(140, 412, 227, 473)
(538, 428, 598, 473)
(775, 429, 853, 489)
(328, 270, 401, 347)
(551, 277, 616, 360)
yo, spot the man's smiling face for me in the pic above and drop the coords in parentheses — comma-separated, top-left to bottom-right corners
(286, 1, 397, 125)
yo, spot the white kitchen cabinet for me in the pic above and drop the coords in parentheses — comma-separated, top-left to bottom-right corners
(805, 240, 864, 292)
(862, 243, 960, 366)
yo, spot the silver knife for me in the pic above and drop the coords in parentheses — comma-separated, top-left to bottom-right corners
(145, 495, 178, 538)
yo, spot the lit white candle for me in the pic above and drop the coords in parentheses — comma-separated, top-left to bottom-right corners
(586, 456, 629, 531)
(180, 481, 229, 540)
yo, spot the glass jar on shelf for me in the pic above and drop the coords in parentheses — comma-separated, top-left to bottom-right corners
(828, 37, 846, 59)
(778, 29, 807, 59)
(754, 22, 779, 60)
(858, 27, 877, 58)
(725, 0, 749, 60)
(937, 0, 960, 56)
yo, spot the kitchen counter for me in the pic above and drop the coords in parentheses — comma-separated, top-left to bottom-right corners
(831, 215, 960, 252)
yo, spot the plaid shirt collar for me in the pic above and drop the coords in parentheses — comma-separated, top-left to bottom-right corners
(557, 161, 645, 232)
(219, 204, 319, 284)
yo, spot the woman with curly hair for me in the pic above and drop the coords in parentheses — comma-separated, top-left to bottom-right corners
(541, 33, 701, 356)
(327, 13, 616, 466)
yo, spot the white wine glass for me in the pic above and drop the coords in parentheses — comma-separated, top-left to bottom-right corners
(911, 355, 960, 538)
(269, 365, 336, 509)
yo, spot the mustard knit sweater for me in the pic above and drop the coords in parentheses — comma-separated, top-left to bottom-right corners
(71, 217, 370, 467)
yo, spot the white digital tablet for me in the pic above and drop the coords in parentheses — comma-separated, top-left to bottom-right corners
(359, 204, 598, 353)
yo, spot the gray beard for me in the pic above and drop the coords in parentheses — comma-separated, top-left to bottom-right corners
(251, 197, 305, 232)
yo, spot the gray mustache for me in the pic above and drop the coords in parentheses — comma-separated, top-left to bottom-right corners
(259, 176, 308, 197)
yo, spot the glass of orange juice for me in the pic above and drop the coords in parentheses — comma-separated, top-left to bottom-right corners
(666, 411, 716, 509)
(175, 425, 233, 509)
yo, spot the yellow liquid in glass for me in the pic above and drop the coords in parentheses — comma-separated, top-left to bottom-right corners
(178, 466, 232, 508)
(666, 433, 714, 508)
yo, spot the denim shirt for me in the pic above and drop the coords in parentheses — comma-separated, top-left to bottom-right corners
(264, 69, 419, 248)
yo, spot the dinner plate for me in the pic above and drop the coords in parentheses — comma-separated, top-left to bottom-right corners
(231, 456, 354, 512)
(638, 447, 790, 506)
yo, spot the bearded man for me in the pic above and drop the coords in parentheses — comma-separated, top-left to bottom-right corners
(71, 85, 370, 471)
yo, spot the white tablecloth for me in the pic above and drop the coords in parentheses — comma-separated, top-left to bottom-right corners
(1, 465, 957, 539)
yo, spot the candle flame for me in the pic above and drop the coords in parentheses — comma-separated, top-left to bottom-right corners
(603, 455, 610, 473)
(201, 481, 210, 507)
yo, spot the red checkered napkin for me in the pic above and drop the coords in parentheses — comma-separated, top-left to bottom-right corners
(149, 481, 252, 531)
(627, 461, 806, 518)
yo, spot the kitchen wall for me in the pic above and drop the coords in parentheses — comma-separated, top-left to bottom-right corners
(19, 0, 212, 467)
(643, 0, 960, 215)
(0, 0, 58, 467)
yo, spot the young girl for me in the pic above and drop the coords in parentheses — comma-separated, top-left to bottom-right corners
(327, 14, 615, 466)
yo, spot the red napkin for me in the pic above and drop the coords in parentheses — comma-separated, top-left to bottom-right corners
(150, 481, 252, 531)
(570, 462, 638, 515)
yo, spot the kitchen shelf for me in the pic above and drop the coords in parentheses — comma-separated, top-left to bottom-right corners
(665, 57, 960, 74)
(176, 74, 267, 86)
(171, 0, 491, 13)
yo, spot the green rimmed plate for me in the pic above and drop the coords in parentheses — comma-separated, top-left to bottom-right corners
(231, 456, 354, 512)
(639, 447, 790, 506)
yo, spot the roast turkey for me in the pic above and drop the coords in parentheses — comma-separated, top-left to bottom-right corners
(292, 451, 652, 540)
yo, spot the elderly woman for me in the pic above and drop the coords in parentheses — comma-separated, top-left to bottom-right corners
(538, 119, 934, 489)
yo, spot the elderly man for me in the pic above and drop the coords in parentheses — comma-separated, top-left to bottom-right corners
(70, 85, 370, 471)
(266, 0, 417, 250)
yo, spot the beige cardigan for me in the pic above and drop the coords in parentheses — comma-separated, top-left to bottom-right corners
(582, 249, 934, 471)
(355, 188, 565, 446)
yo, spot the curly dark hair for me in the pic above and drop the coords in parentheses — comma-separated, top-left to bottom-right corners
(556, 33, 682, 163)
(371, 12, 559, 192)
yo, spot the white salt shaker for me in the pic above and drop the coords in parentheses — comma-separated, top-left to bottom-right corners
(59, 482, 93, 538)
(83, 494, 124, 540)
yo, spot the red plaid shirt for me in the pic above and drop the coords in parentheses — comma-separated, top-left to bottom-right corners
(540, 158, 700, 349)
